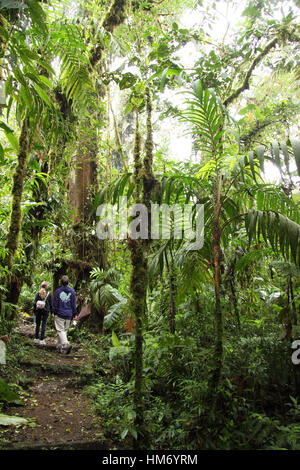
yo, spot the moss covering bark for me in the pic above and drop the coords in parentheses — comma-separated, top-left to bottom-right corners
(90, 0, 130, 68)
(128, 89, 161, 446)
(0, 118, 30, 318)
(102, 0, 130, 33)
(127, 236, 147, 445)
(127, 111, 148, 448)
(143, 86, 156, 210)
(4, 118, 29, 272)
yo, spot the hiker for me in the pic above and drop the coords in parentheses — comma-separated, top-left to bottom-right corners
(33, 281, 52, 345)
(53, 275, 77, 354)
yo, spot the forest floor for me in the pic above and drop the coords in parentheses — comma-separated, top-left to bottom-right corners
(0, 317, 114, 450)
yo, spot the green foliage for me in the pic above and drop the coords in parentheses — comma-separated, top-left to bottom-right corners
(90, 267, 126, 317)
(85, 374, 136, 441)
(180, 80, 225, 155)
(50, 20, 95, 113)
(246, 209, 300, 265)
(0, 413, 27, 426)
(0, 377, 23, 405)
(104, 297, 128, 329)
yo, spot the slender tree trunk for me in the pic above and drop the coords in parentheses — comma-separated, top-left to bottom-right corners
(8, 159, 50, 305)
(143, 86, 156, 212)
(169, 258, 177, 334)
(209, 219, 223, 399)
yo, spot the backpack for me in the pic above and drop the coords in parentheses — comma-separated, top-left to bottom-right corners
(36, 292, 49, 310)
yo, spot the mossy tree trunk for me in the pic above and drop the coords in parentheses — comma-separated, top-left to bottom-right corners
(128, 236, 147, 446)
(4, 118, 29, 272)
(127, 112, 147, 448)
(2, 117, 30, 313)
(128, 87, 157, 447)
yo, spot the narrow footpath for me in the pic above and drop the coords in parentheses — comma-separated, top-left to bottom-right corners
(0, 319, 109, 450)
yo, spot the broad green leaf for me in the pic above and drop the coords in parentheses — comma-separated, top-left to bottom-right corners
(111, 330, 120, 348)
(160, 67, 169, 93)
(287, 218, 300, 263)
(0, 413, 28, 426)
(13, 66, 27, 86)
(119, 73, 137, 90)
(0, 121, 14, 134)
(0, 378, 23, 405)
(121, 428, 128, 439)
(38, 75, 52, 88)
(20, 84, 32, 107)
(235, 249, 265, 272)
(5, 131, 19, 152)
(248, 151, 257, 182)
(28, 159, 40, 171)
(34, 84, 52, 107)
(26, 0, 47, 35)
(124, 102, 133, 115)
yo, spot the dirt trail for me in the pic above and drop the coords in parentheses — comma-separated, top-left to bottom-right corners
(0, 320, 108, 450)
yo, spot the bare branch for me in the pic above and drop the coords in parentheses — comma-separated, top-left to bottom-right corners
(223, 38, 278, 108)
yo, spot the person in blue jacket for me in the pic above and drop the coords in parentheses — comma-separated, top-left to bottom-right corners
(53, 275, 77, 354)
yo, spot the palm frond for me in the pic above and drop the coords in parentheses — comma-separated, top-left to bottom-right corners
(246, 209, 300, 265)
(234, 140, 300, 179)
(90, 173, 134, 218)
(179, 80, 225, 155)
(90, 266, 119, 285)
